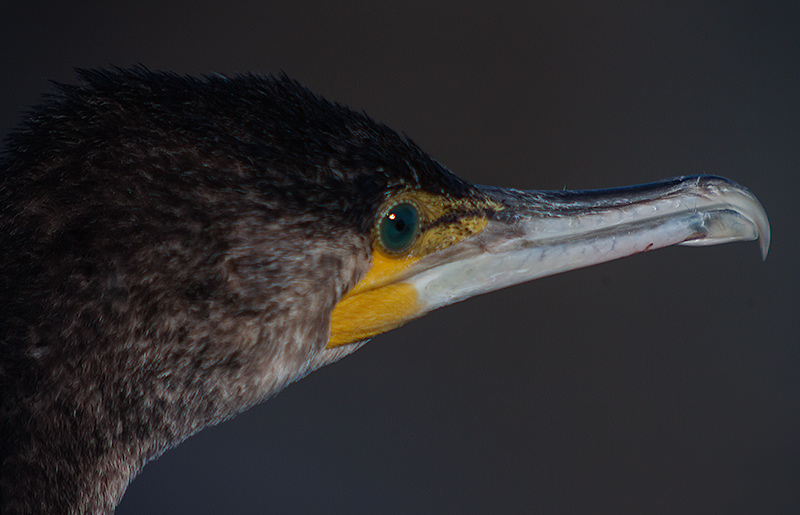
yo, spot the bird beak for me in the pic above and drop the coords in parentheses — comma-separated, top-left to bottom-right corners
(328, 175, 769, 347)
(405, 175, 769, 315)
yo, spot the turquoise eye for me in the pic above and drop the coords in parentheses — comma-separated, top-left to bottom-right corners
(379, 203, 419, 253)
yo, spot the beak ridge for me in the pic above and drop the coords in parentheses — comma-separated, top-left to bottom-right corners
(409, 175, 770, 313)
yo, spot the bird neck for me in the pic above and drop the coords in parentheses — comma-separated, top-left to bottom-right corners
(1, 324, 365, 514)
(0, 326, 283, 514)
(2, 401, 152, 514)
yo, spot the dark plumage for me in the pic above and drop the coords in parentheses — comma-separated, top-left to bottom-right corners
(0, 69, 476, 513)
(0, 69, 769, 514)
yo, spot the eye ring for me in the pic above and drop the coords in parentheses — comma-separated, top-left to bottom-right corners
(378, 202, 420, 254)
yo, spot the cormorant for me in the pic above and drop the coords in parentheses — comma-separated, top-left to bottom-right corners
(0, 69, 769, 514)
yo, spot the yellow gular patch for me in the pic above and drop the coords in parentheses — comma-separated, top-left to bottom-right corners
(328, 252, 420, 347)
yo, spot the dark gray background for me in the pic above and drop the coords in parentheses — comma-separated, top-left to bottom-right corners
(2, 1, 798, 513)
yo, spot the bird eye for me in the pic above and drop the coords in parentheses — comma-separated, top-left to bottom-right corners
(379, 203, 419, 253)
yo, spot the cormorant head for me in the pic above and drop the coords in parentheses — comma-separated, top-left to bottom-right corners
(0, 68, 769, 513)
